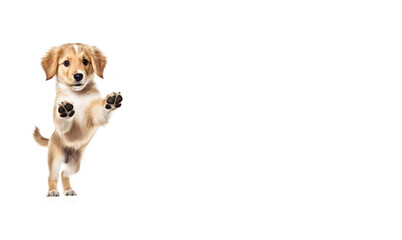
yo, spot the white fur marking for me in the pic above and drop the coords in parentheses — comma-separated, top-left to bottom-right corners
(99, 107, 112, 124)
(59, 117, 73, 133)
(76, 69, 84, 75)
(74, 44, 78, 53)
(58, 91, 99, 123)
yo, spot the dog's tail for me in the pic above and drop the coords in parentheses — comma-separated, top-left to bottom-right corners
(33, 126, 49, 147)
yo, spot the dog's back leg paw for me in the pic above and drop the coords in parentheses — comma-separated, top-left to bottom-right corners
(64, 189, 77, 196)
(47, 189, 60, 197)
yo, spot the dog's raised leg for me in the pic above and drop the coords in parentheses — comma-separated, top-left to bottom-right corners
(54, 102, 75, 133)
(87, 92, 123, 126)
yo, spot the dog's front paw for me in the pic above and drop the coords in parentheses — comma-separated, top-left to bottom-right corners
(47, 189, 60, 197)
(64, 189, 77, 196)
(105, 92, 123, 110)
(58, 102, 75, 118)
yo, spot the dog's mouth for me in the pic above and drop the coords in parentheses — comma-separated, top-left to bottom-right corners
(71, 83, 85, 91)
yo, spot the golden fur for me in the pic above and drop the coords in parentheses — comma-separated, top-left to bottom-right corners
(34, 43, 122, 197)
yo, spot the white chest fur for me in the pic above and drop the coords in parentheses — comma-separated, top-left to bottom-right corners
(62, 92, 100, 122)
(56, 83, 99, 117)
(56, 86, 102, 148)
(56, 83, 101, 118)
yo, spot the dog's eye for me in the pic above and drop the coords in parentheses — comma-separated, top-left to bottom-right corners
(63, 60, 70, 67)
(82, 59, 89, 66)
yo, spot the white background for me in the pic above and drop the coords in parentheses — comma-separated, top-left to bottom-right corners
(0, 0, 401, 239)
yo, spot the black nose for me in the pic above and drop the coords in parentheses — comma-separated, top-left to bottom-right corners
(74, 73, 83, 81)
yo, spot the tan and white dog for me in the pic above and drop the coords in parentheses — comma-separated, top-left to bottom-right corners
(33, 43, 123, 197)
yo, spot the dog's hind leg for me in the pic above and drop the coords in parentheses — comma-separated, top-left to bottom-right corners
(61, 148, 82, 196)
(47, 142, 64, 197)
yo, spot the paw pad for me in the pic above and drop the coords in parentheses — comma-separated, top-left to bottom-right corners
(58, 102, 75, 118)
(105, 92, 123, 110)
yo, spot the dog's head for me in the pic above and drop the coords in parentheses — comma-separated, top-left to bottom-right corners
(41, 43, 106, 91)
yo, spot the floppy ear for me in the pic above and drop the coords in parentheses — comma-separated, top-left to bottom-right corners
(90, 46, 107, 78)
(41, 46, 60, 80)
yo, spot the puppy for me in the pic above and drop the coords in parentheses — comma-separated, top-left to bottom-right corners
(33, 43, 123, 197)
